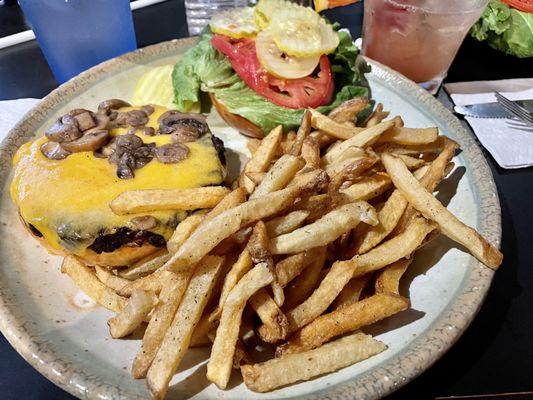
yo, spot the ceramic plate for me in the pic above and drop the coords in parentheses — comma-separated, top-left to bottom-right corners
(0, 38, 501, 400)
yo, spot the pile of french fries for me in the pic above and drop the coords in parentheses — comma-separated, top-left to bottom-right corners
(61, 100, 503, 399)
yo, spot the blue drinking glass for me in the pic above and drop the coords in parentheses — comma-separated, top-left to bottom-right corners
(19, 0, 137, 83)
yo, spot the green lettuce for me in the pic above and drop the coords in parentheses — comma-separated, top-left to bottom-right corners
(172, 28, 370, 132)
(471, 0, 533, 58)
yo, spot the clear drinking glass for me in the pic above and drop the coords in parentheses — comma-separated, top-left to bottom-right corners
(19, 0, 137, 84)
(185, 0, 249, 36)
(362, 0, 488, 94)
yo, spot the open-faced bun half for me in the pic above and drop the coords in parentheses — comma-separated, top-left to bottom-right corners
(209, 93, 265, 139)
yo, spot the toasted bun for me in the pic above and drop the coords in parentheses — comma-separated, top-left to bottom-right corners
(210, 93, 265, 138)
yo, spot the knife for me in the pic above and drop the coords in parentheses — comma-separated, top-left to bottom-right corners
(454, 99, 533, 119)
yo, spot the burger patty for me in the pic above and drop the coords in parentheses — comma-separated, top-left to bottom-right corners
(88, 227, 166, 254)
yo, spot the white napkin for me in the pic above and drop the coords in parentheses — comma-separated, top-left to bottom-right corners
(444, 79, 533, 169)
(0, 98, 40, 142)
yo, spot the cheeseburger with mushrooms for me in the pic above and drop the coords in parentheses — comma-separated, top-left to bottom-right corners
(10, 99, 226, 267)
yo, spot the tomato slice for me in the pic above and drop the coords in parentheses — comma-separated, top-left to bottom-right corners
(211, 34, 333, 109)
(501, 0, 533, 13)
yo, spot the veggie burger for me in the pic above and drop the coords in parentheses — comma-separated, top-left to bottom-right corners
(10, 100, 226, 267)
(172, 0, 371, 137)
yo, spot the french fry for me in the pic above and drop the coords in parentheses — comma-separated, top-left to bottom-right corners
(265, 210, 309, 237)
(61, 256, 127, 313)
(327, 156, 378, 194)
(333, 274, 371, 310)
(132, 270, 193, 378)
(167, 214, 204, 254)
(395, 154, 426, 169)
(275, 247, 323, 287)
(283, 248, 326, 310)
(364, 103, 389, 127)
(382, 153, 503, 269)
(146, 255, 224, 399)
(289, 194, 331, 221)
(207, 263, 273, 389)
(377, 126, 439, 145)
(301, 136, 321, 169)
(247, 138, 261, 155)
(245, 171, 265, 185)
(340, 173, 391, 202)
(243, 332, 386, 393)
(109, 186, 230, 215)
(278, 293, 408, 356)
(322, 145, 366, 166)
(270, 202, 377, 255)
(210, 249, 253, 323)
(309, 108, 364, 140)
(375, 258, 412, 295)
(108, 289, 157, 339)
(239, 125, 283, 193)
(322, 120, 394, 164)
(250, 155, 304, 199)
(163, 186, 301, 273)
(287, 169, 329, 194)
(95, 266, 132, 292)
(117, 270, 172, 297)
(327, 97, 369, 124)
(119, 251, 170, 280)
(289, 110, 311, 156)
(190, 313, 216, 347)
(392, 115, 404, 127)
(250, 288, 289, 343)
(203, 187, 247, 225)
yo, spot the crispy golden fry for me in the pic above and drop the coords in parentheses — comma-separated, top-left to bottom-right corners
(349, 217, 436, 278)
(328, 98, 369, 124)
(167, 214, 204, 254)
(61, 256, 127, 313)
(300, 136, 321, 169)
(392, 115, 404, 127)
(375, 258, 412, 295)
(95, 266, 132, 292)
(204, 187, 247, 224)
(365, 103, 390, 127)
(278, 293, 408, 356)
(279, 138, 296, 156)
(394, 154, 425, 169)
(275, 247, 323, 287)
(270, 202, 377, 255)
(324, 155, 366, 177)
(146, 256, 224, 399)
(250, 155, 304, 199)
(251, 288, 289, 343)
(285, 255, 360, 333)
(132, 270, 193, 378)
(309, 130, 337, 148)
(207, 263, 273, 389)
(290, 110, 311, 156)
(287, 169, 329, 194)
(340, 173, 391, 202)
(245, 171, 265, 185)
(327, 156, 378, 194)
(190, 313, 216, 347)
(239, 125, 283, 193)
(379, 136, 446, 156)
(163, 186, 301, 273)
(283, 248, 326, 310)
(247, 138, 261, 155)
(210, 249, 252, 323)
(247, 222, 271, 265)
(108, 289, 157, 339)
(333, 274, 371, 310)
(243, 332, 386, 393)
(322, 145, 366, 167)
(322, 120, 394, 165)
(117, 270, 171, 297)
(119, 251, 170, 280)
(309, 108, 364, 140)
(288, 194, 331, 221)
(265, 210, 310, 237)
(109, 186, 229, 215)
(377, 126, 439, 145)
(382, 153, 503, 269)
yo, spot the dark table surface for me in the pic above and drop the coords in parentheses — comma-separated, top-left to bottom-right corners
(1, 1, 533, 399)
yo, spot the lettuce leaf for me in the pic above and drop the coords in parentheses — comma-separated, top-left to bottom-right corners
(471, 0, 533, 58)
(172, 29, 370, 132)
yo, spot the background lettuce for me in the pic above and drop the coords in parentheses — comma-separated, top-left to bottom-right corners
(172, 29, 370, 132)
(471, 0, 533, 58)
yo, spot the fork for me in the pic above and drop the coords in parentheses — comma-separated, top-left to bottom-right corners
(494, 91, 533, 126)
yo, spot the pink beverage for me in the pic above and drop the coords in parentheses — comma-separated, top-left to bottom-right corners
(362, 0, 487, 92)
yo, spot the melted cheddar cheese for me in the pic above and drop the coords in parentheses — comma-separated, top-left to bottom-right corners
(10, 105, 225, 258)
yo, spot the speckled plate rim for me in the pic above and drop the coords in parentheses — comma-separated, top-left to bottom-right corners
(0, 38, 501, 400)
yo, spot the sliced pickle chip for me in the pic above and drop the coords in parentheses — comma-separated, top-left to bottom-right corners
(209, 7, 259, 39)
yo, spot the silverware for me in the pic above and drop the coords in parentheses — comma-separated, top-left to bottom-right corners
(494, 91, 533, 126)
(454, 99, 533, 119)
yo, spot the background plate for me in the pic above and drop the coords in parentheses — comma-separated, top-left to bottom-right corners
(0, 38, 501, 400)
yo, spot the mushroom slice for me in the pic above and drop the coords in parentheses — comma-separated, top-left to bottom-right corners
(94, 137, 116, 159)
(73, 111, 96, 132)
(40, 141, 71, 160)
(98, 99, 131, 113)
(116, 152, 136, 179)
(154, 143, 189, 164)
(141, 105, 155, 116)
(45, 118, 82, 143)
(115, 110, 149, 127)
(171, 125, 201, 143)
(157, 111, 208, 136)
(61, 130, 110, 153)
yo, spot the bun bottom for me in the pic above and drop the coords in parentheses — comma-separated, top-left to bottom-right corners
(210, 93, 265, 139)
